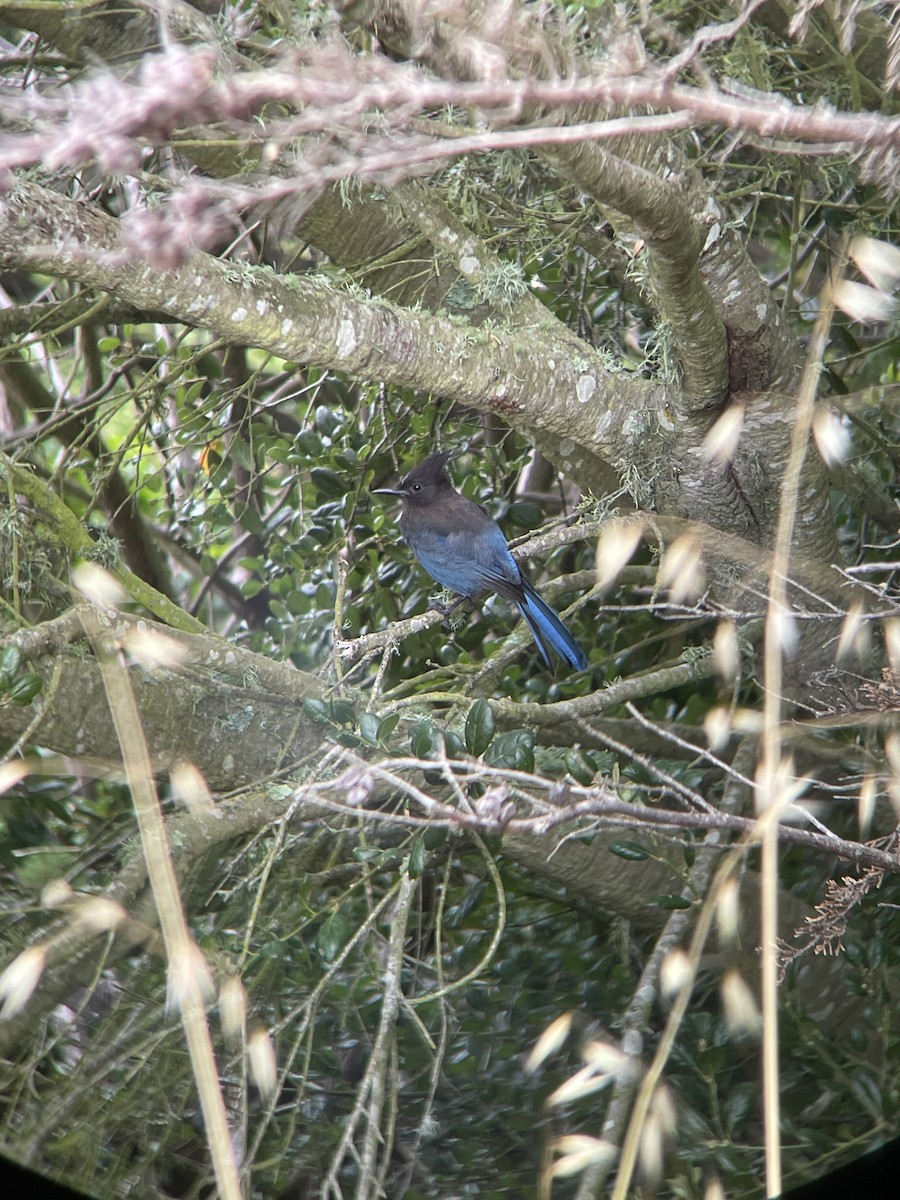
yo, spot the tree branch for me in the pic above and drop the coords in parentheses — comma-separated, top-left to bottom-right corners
(0, 181, 660, 467)
(0, 609, 328, 789)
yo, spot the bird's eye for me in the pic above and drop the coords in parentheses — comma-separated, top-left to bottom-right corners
(411, 483, 421, 492)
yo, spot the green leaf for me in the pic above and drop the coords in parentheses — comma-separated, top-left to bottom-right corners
(331, 700, 356, 727)
(484, 729, 534, 772)
(423, 825, 447, 850)
(608, 840, 650, 861)
(303, 698, 332, 725)
(408, 834, 426, 877)
(848, 1068, 882, 1114)
(358, 712, 381, 746)
(316, 912, 350, 962)
(238, 556, 266, 573)
(352, 847, 385, 862)
(442, 730, 466, 760)
(310, 467, 345, 498)
(230, 437, 254, 470)
(377, 714, 399, 745)
(506, 499, 543, 529)
(7, 674, 43, 706)
(564, 748, 597, 785)
(314, 405, 343, 438)
(0, 646, 22, 677)
(14, 849, 77, 889)
(446, 880, 486, 926)
(236, 505, 264, 536)
(411, 722, 435, 759)
(465, 699, 495, 756)
(183, 380, 205, 407)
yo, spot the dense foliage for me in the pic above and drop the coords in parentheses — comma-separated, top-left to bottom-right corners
(0, 2, 898, 1198)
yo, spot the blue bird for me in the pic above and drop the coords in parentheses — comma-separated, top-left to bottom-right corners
(373, 452, 587, 672)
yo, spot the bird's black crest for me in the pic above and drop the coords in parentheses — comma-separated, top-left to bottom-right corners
(400, 451, 453, 489)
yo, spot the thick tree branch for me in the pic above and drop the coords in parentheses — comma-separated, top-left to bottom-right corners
(540, 142, 729, 408)
(335, 0, 729, 409)
(0, 181, 662, 470)
(0, 610, 328, 789)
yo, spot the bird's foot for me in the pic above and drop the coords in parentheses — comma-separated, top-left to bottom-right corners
(428, 595, 472, 624)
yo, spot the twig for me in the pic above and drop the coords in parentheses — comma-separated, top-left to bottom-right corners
(321, 872, 414, 1200)
(80, 604, 243, 1200)
(575, 840, 720, 1200)
(757, 246, 845, 1197)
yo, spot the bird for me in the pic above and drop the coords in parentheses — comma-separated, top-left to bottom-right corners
(373, 452, 587, 672)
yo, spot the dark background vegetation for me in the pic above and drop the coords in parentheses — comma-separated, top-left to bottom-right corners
(0, 2, 898, 1198)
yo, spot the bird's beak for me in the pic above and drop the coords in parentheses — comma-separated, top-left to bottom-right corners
(371, 487, 406, 497)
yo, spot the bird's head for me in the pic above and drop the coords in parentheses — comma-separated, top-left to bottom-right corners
(372, 451, 454, 507)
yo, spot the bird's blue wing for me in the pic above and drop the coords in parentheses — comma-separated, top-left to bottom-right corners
(404, 523, 521, 598)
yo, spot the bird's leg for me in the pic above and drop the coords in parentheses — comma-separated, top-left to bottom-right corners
(428, 594, 473, 624)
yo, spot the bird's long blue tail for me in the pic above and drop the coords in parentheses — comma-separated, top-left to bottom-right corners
(518, 582, 587, 672)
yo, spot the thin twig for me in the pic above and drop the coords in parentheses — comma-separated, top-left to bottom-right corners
(80, 604, 243, 1200)
(758, 246, 844, 1197)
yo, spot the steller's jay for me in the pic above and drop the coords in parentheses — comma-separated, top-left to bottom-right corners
(373, 452, 587, 671)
